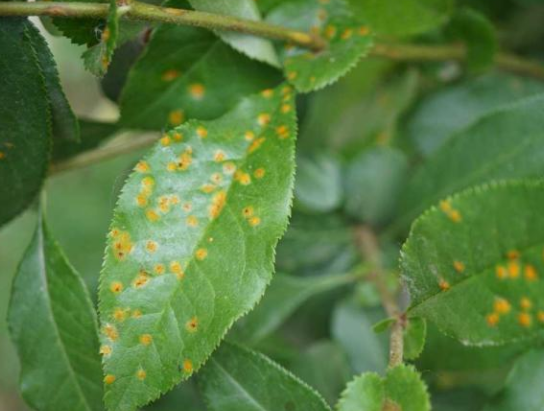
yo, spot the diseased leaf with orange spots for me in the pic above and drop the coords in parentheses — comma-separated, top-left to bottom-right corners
(98, 84, 297, 410)
(8, 212, 103, 411)
(266, 0, 373, 92)
(402, 181, 544, 345)
(199, 342, 331, 411)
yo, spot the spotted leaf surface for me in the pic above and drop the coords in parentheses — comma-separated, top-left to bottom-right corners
(199, 342, 331, 411)
(337, 365, 430, 411)
(119, 13, 282, 130)
(99, 85, 297, 411)
(402, 181, 544, 345)
(266, 0, 373, 92)
(8, 213, 103, 411)
(0, 20, 51, 227)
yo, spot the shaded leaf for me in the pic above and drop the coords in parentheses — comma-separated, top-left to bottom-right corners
(188, 0, 280, 67)
(395, 94, 544, 233)
(403, 317, 427, 361)
(199, 342, 331, 411)
(337, 373, 384, 411)
(232, 272, 357, 345)
(52, 0, 107, 46)
(402, 181, 544, 345)
(99, 85, 297, 410)
(267, 0, 373, 92)
(0, 20, 51, 227)
(119, 13, 282, 130)
(8, 213, 103, 411)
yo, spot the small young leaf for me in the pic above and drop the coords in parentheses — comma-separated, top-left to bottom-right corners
(188, 0, 280, 67)
(199, 342, 331, 411)
(119, 18, 282, 130)
(99, 85, 297, 410)
(337, 365, 430, 411)
(395, 94, 544, 233)
(403, 317, 427, 361)
(402, 181, 544, 345)
(232, 272, 357, 345)
(8, 213, 103, 411)
(0, 20, 51, 227)
(267, 0, 373, 92)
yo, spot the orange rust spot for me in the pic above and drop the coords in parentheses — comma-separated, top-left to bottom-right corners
(223, 162, 236, 175)
(519, 312, 532, 327)
(185, 317, 198, 333)
(146, 241, 158, 253)
(169, 110, 185, 126)
(261, 89, 274, 98)
(538, 311, 544, 323)
(172, 131, 183, 141)
(276, 125, 289, 139)
(132, 309, 142, 319)
(254, 168, 266, 179)
(133, 271, 149, 288)
(249, 216, 261, 227)
(245, 131, 255, 141)
(103, 324, 118, 341)
(508, 261, 520, 279)
(100, 345, 112, 356)
(196, 248, 208, 261)
(113, 308, 127, 322)
(186, 215, 199, 227)
(154, 263, 165, 275)
(135, 161, 150, 173)
(214, 150, 226, 162)
(248, 137, 266, 153)
(359, 26, 371, 36)
(242, 206, 254, 218)
(487, 313, 499, 327)
(160, 135, 171, 146)
(189, 83, 205, 99)
(494, 299, 511, 315)
(438, 279, 450, 291)
(140, 334, 152, 346)
(137, 369, 147, 380)
(110, 282, 123, 294)
(507, 250, 520, 260)
(341, 28, 354, 40)
(258, 113, 271, 126)
(162, 69, 181, 82)
(496, 265, 507, 280)
(520, 297, 532, 311)
(197, 126, 208, 138)
(209, 191, 227, 219)
(453, 261, 465, 273)
(281, 104, 292, 114)
(324, 25, 337, 39)
(525, 265, 538, 281)
(182, 359, 193, 373)
(104, 374, 116, 384)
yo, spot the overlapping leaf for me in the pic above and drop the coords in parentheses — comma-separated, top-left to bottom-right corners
(402, 181, 544, 345)
(8, 213, 103, 411)
(199, 343, 331, 411)
(266, 0, 373, 92)
(99, 85, 297, 410)
(0, 20, 51, 227)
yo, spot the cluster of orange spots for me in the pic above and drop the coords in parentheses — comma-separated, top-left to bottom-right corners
(158, 196, 170, 214)
(168, 147, 193, 172)
(185, 317, 198, 333)
(110, 281, 123, 294)
(113, 308, 127, 322)
(140, 334, 153, 346)
(453, 261, 465, 273)
(209, 191, 227, 219)
(135, 161, 150, 173)
(112, 230, 134, 261)
(438, 279, 450, 291)
(439, 200, 462, 223)
(486, 295, 538, 328)
(154, 263, 165, 275)
(186, 215, 199, 227)
(189, 83, 205, 99)
(254, 168, 266, 179)
(242, 205, 261, 227)
(248, 137, 266, 153)
(214, 150, 226, 162)
(182, 359, 193, 373)
(100, 345, 112, 356)
(133, 270, 150, 288)
(261, 89, 274, 98)
(276, 125, 289, 139)
(495, 251, 538, 282)
(258, 113, 271, 126)
(235, 170, 251, 185)
(137, 176, 155, 208)
(170, 261, 185, 280)
(104, 375, 116, 385)
(223, 162, 236, 175)
(162, 69, 181, 82)
(196, 248, 208, 261)
(197, 126, 208, 138)
(103, 324, 119, 341)
(169, 110, 185, 126)
(137, 369, 147, 380)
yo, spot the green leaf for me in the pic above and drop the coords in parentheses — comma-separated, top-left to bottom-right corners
(199, 342, 331, 411)
(356, 0, 453, 36)
(403, 317, 427, 361)
(188, 0, 280, 67)
(294, 151, 343, 213)
(402, 181, 544, 345)
(8, 212, 103, 411)
(483, 349, 544, 411)
(52, 119, 119, 162)
(52, 0, 106, 46)
(267, 0, 373, 92)
(0, 20, 51, 227)
(344, 147, 409, 226)
(232, 272, 357, 345)
(82, 0, 120, 77)
(25, 23, 79, 142)
(98, 84, 297, 410)
(119, 21, 282, 130)
(448, 8, 497, 73)
(406, 74, 544, 156)
(395, 94, 544, 233)
(337, 365, 430, 411)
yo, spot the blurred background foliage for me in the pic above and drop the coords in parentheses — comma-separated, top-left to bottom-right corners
(2, 0, 544, 408)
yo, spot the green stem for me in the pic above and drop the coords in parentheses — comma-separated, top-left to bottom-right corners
(0, 1, 326, 51)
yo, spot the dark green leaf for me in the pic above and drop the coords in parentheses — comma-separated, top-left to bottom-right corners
(403, 317, 427, 360)
(356, 0, 453, 36)
(232, 272, 357, 345)
(402, 181, 544, 345)
(8, 213, 103, 411)
(294, 151, 343, 213)
(188, 0, 280, 67)
(395, 94, 544, 233)
(99, 85, 297, 410)
(267, 0, 373, 92)
(120, 14, 281, 130)
(199, 343, 331, 411)
(0, 20, 51, 227)
(52, 0, 106, 46)
(344, 147, 408, 226)
(406, 74, 544, 156)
